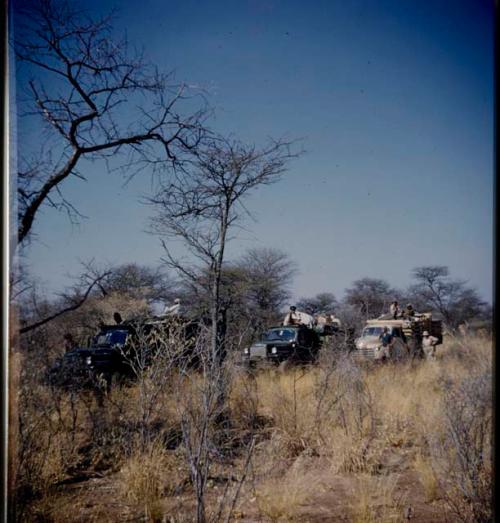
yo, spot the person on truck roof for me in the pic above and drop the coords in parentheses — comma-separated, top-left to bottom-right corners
(163, 298, 183, 316)
(403, 303, 415, 319)
(283, 306, 300, 326)
(390, 301, 400, 319)
(329, 312, 342, 328)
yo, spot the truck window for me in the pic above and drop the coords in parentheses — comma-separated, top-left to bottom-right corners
(363, 326, 383, 337)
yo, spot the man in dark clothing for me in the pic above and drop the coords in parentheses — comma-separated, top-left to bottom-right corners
(379, 326, 393, 347)
(377, 327, 394, 360)
(403, 304, 415, 319)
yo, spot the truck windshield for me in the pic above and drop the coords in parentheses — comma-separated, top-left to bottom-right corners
(262, 328, 297, 342)
(362, 326, 384, 337)
(95, 329, 129, 346)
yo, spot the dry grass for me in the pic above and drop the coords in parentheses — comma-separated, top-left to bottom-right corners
(14, 334, 492, 522)
(413, 452, 440, 502)
(255, 465, 321, 522)
(349, 474, 406, 523)
(118, 441, 186, 521)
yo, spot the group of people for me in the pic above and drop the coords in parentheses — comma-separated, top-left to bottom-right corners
(378, 325, 439, 360)
(283, 306, 341, 329)
(389, 301, 420, 320)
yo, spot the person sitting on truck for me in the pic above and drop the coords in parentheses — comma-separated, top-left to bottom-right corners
(390, 301, 400, 319)
(297, 310, 315, 329)
(403, 303, 415, 319)
(422, 331, 439, 360)
(316, 314, 327, 333)
(283, 306, 300, 326)
(329, 312, 342, 328)
(163, 298, 183, 316)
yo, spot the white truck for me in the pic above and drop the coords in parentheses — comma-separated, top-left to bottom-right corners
(354, 314, 443, 361)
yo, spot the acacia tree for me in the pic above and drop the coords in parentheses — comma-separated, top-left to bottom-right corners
(408, 266, 488, 330)
(14, 0, 209, 246)
(343, 277, 398, 319)
(149, 136, 297, 365)
(296, 292, 338, 315)
(235, 247, 297, 339)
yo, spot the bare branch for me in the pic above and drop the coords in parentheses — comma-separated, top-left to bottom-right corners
(14, 0, 211, 245)
(19, 269, 112, 334)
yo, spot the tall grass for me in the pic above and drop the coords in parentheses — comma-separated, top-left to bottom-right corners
(14, 334, 492, 522)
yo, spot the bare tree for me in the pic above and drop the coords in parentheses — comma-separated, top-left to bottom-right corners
(18, 262, 112, 334)
(236, 247, 296, 334)
(87, 262, 173, 303)
(14, 0, 209, 245)
(343, 277, 398, 319)
(297, 292, 338, 315)
(408, 266, 488, 330)
(149, 136, 298, 366)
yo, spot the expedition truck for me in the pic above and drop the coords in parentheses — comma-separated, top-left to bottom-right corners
(354, 314, 442, 361)
(242, 323, 355, 367)
(242, 324, 321, 367)
(49, 316, 199, 389)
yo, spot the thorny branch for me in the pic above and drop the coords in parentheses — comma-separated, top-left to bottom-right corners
(15, 0, 210, 245)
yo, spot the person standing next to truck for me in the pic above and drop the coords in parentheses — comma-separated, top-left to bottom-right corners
(422, 331, 439, 360)
(378, 327, 394, 359)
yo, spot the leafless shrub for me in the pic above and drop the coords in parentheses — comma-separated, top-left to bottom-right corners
(313, 354, 378, 472)
(152, 327, 253, 523)
(428, 370, 492, 522)
(15, 376, 89, 520)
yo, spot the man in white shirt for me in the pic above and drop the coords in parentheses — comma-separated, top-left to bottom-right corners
(163, 298, 182, 316)
(422, 331, 439, 360)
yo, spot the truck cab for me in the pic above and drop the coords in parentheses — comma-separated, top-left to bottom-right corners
(355, 322, 409, 360)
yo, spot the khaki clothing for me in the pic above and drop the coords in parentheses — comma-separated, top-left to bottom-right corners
(163, 302, 182, 316)
(422, 335, 438, 359)
(329, 314, 342, 328)
(283, 311, 300, 326)
(389, 304, 400, 319)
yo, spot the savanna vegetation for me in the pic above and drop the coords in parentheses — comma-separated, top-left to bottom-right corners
(12, 317, 492, 522)
(9, 1, 492, 522)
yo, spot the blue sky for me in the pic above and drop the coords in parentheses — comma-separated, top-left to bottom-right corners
(14, 0, 494, 303)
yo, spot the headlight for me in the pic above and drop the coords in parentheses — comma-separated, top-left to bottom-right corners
(86, 356, 92, 365)
(243, 347, 250, 354)
(271, 346, 277, 354)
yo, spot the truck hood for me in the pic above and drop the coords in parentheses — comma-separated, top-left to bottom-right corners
(355, 336, 381, 350)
